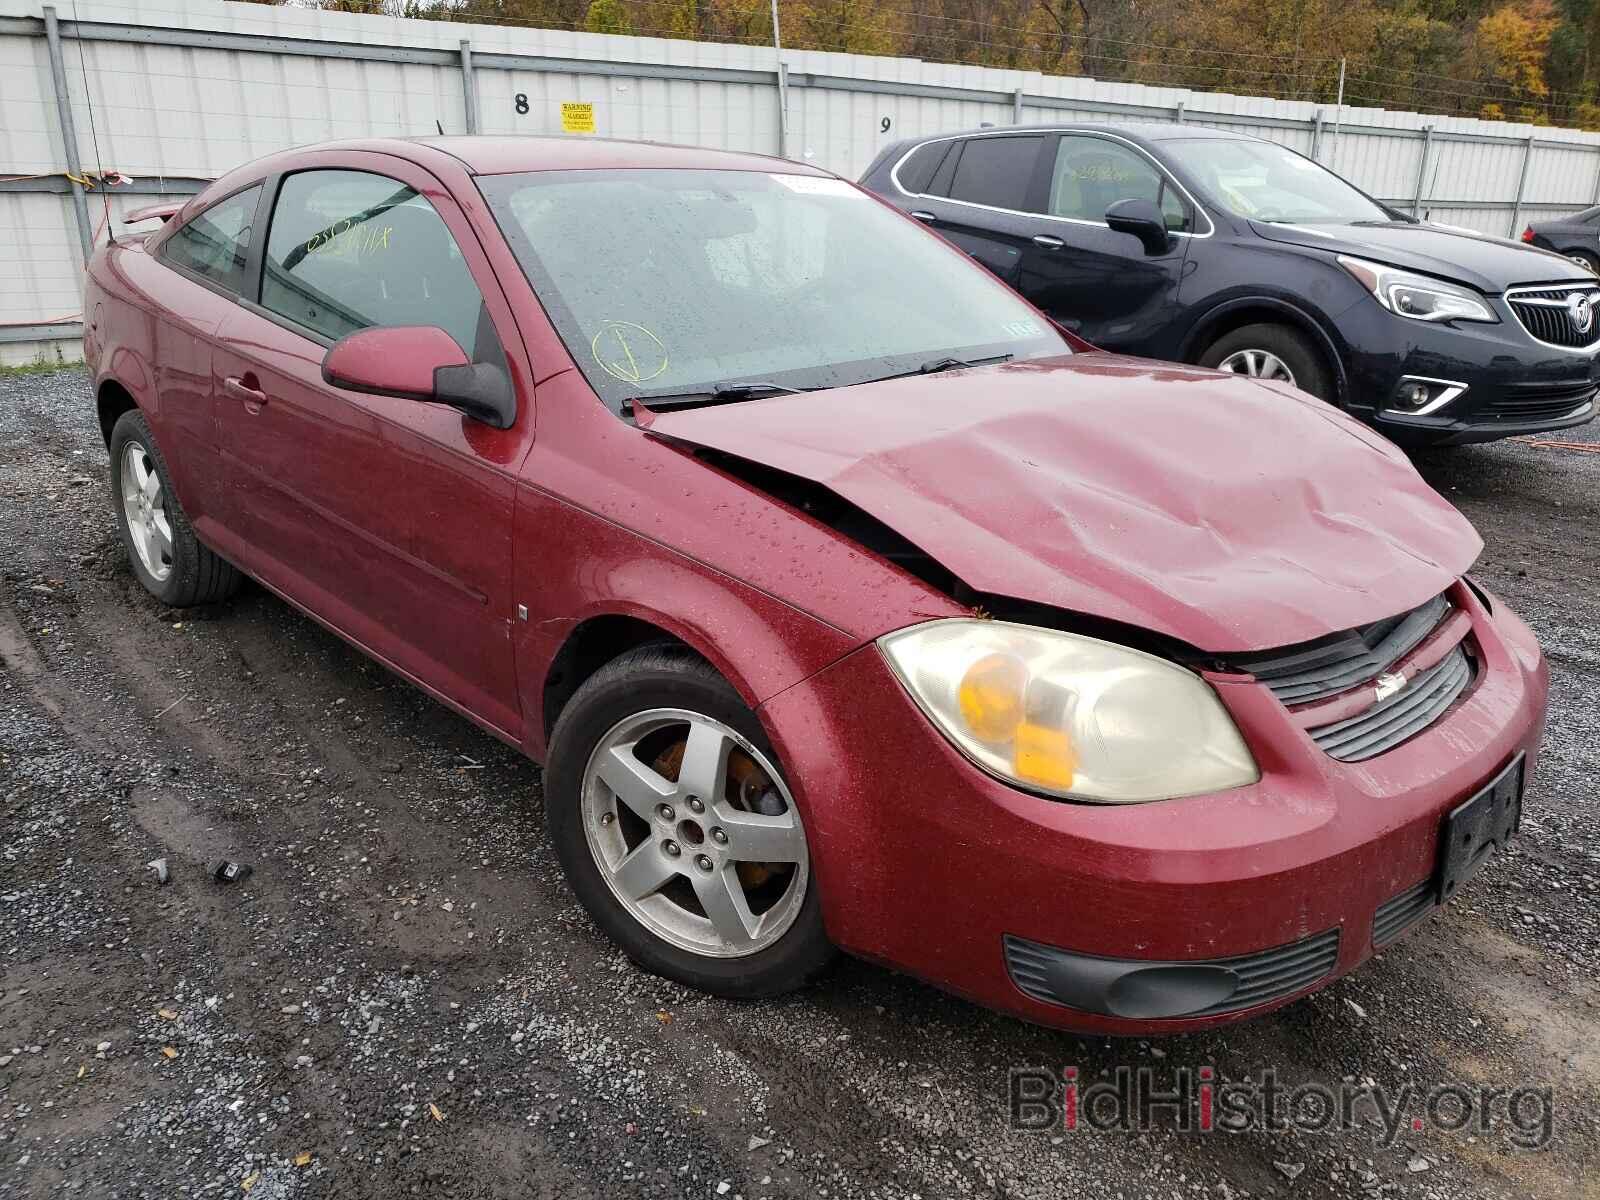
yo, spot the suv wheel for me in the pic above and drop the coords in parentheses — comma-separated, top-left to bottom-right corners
(1567, 250, 1599, 275)
(1200, 323, 1334, 402)
(545, 646, 834, 998)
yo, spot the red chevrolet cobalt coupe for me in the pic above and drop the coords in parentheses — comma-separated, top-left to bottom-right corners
(85, 137, 1546, 1033)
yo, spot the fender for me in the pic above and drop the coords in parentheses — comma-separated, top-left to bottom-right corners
(1179, 294, 1351, 406)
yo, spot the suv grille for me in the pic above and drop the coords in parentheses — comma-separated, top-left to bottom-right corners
(1216, 592, 1475, 762)
(1486, 380, 1596, 424)
(1506, 283, 1600, 350)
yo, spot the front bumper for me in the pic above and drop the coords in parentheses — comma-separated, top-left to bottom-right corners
(758, 583, 1548, 1034)
(1338, 296, 1599, 445)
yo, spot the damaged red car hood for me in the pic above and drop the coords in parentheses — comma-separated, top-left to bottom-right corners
(646, 354, 1482, 652)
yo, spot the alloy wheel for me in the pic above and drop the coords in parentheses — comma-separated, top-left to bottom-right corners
(1216, 348, 1298, 386)
(581, 708, 809, 959)
(1569, 253, 1599, 275)
(120, 440, 173, 582)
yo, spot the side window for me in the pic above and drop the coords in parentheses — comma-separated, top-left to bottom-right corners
(260, 169, 500, 361)
(947, 136, 1047, 211)
(161, 185, 262, 293)
(895, 141, 951, 195)
(1048, 136, 1192, 232)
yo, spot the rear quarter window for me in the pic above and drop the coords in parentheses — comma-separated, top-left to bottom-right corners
(159, 185, 263, 293)
(895, 141, 951, 195)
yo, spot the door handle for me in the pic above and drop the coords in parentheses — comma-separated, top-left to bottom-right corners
(910, 210, 937, 223)
(1032, 235, 1065, 249)
(223, 376, 268, 409)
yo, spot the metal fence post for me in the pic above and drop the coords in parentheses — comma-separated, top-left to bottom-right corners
(1012, 87, 1022, 123)
(459, 40, 478, 134)
(1174, 100, 1185, 123)
(1509, 133, 1535, 237)
(1310, 110, 1324, 161)
(771, 0, 789, 159)
(43, 7, 93, 272)
(1412, 124, 1433, 217)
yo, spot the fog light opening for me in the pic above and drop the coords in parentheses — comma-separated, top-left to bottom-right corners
(1386, 376, 1467, 416)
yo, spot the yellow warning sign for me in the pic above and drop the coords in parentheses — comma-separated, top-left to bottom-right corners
(561, 102, 596, 134)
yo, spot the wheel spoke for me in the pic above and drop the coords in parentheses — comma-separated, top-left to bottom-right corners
(693, 863, 759, 947)
(151, 512, 174, 557)
(594, 744, 674, 821)
(140, 520, 163, 572)
(610, 842, 679, 901)
(714, 803, 805, 863)
(142, 466, 161, 503)
(676, 720, 732, 802)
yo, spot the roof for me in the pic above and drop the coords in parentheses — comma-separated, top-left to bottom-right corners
(407, 135, 830, 176)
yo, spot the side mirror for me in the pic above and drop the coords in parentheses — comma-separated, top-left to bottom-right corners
(1105, 198, 1174, 256)
(321, 326, 516, 429)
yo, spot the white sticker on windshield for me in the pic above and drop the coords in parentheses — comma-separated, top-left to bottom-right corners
(771, 174, 863, 197)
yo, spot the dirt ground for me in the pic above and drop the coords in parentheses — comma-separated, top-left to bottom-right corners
(1, 366, 1597, 1200)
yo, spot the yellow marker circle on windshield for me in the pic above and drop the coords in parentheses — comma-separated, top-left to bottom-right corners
(591, 321, 668, 385)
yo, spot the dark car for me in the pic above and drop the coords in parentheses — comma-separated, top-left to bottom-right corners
(84, 136, 1546, 1034)
(1523, 207, 1600, 274)
(861, 123, 1599, 445)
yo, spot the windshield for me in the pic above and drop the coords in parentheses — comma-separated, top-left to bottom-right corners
(478, 169, 1068, 410)
(1162, 138, 1393, 225)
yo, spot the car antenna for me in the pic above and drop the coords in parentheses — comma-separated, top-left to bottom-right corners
(436, 120, 445, 136)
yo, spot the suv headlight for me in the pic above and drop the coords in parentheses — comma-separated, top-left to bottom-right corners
(1339, 255, 1497, 323)
(878, 620, 1259, 804)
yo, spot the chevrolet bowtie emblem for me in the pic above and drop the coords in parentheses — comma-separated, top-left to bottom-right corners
(1374, 671, 1407, 702)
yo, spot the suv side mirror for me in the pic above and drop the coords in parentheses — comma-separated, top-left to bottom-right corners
(1105, 198, 1174, 256)
(322, 326, 516, 429)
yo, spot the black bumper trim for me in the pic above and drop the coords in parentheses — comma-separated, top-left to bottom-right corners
(1003, 927, 1341, 1020)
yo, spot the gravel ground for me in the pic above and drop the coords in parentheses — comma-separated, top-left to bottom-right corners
(1, 367, 1597, 1200)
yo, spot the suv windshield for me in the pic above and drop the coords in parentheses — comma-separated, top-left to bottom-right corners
(478, 169, 1067, 410)
(1162, 138, 1393, 225)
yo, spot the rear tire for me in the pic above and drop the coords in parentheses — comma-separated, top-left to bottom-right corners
(1567, 250, 1599, 275)
(1199, 322, 1335, 403)
(545, 646, 834, 999)
(108, 409, 241, 607)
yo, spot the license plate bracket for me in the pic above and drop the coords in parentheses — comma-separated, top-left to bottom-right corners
(1437, 754, 1524, 903)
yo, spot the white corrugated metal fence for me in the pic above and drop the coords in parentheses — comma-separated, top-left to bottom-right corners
(4, 0, 1600, 363)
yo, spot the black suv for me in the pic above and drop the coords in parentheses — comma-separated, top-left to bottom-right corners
(861, 123, 1599, 446)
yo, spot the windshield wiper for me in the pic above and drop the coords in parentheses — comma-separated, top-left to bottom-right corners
(625, 380, 812, 414)
(856, 352, 1014, 386)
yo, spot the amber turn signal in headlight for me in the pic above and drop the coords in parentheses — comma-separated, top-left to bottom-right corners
(879, 619, 1259, 803)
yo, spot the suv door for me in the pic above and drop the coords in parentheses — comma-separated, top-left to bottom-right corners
(210, 159, 532, 738)
(1018, 133, 1191, 353)
(906, 133, 1052, 288)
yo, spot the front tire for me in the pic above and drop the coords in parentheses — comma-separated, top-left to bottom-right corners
(108, 409, 241, 607)
(545, 646, 834, 998)
(1199, 322, 1335, 403)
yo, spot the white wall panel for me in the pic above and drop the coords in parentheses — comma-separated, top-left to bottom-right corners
(5, 0, 1600, 356)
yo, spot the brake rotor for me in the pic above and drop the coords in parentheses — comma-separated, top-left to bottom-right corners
(651, 735, 790, 889)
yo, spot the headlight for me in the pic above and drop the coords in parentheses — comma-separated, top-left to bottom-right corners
(1338, 255, 1497, 323)
(878, 620, 1259, 804)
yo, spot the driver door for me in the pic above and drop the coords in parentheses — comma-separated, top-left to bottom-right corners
(1018, 134, 1190, 354)
(211, 158, 532, 736)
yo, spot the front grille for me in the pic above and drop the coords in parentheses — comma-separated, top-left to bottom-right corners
(1311, 644, 1474, 761)
(1003, 928, 1341, 1018)
(1220, 593, 1449, 706)
(1506, 283, 1600, 350)
(1373, 880, 1434, 946)
(1485, 380, 1596, 424)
